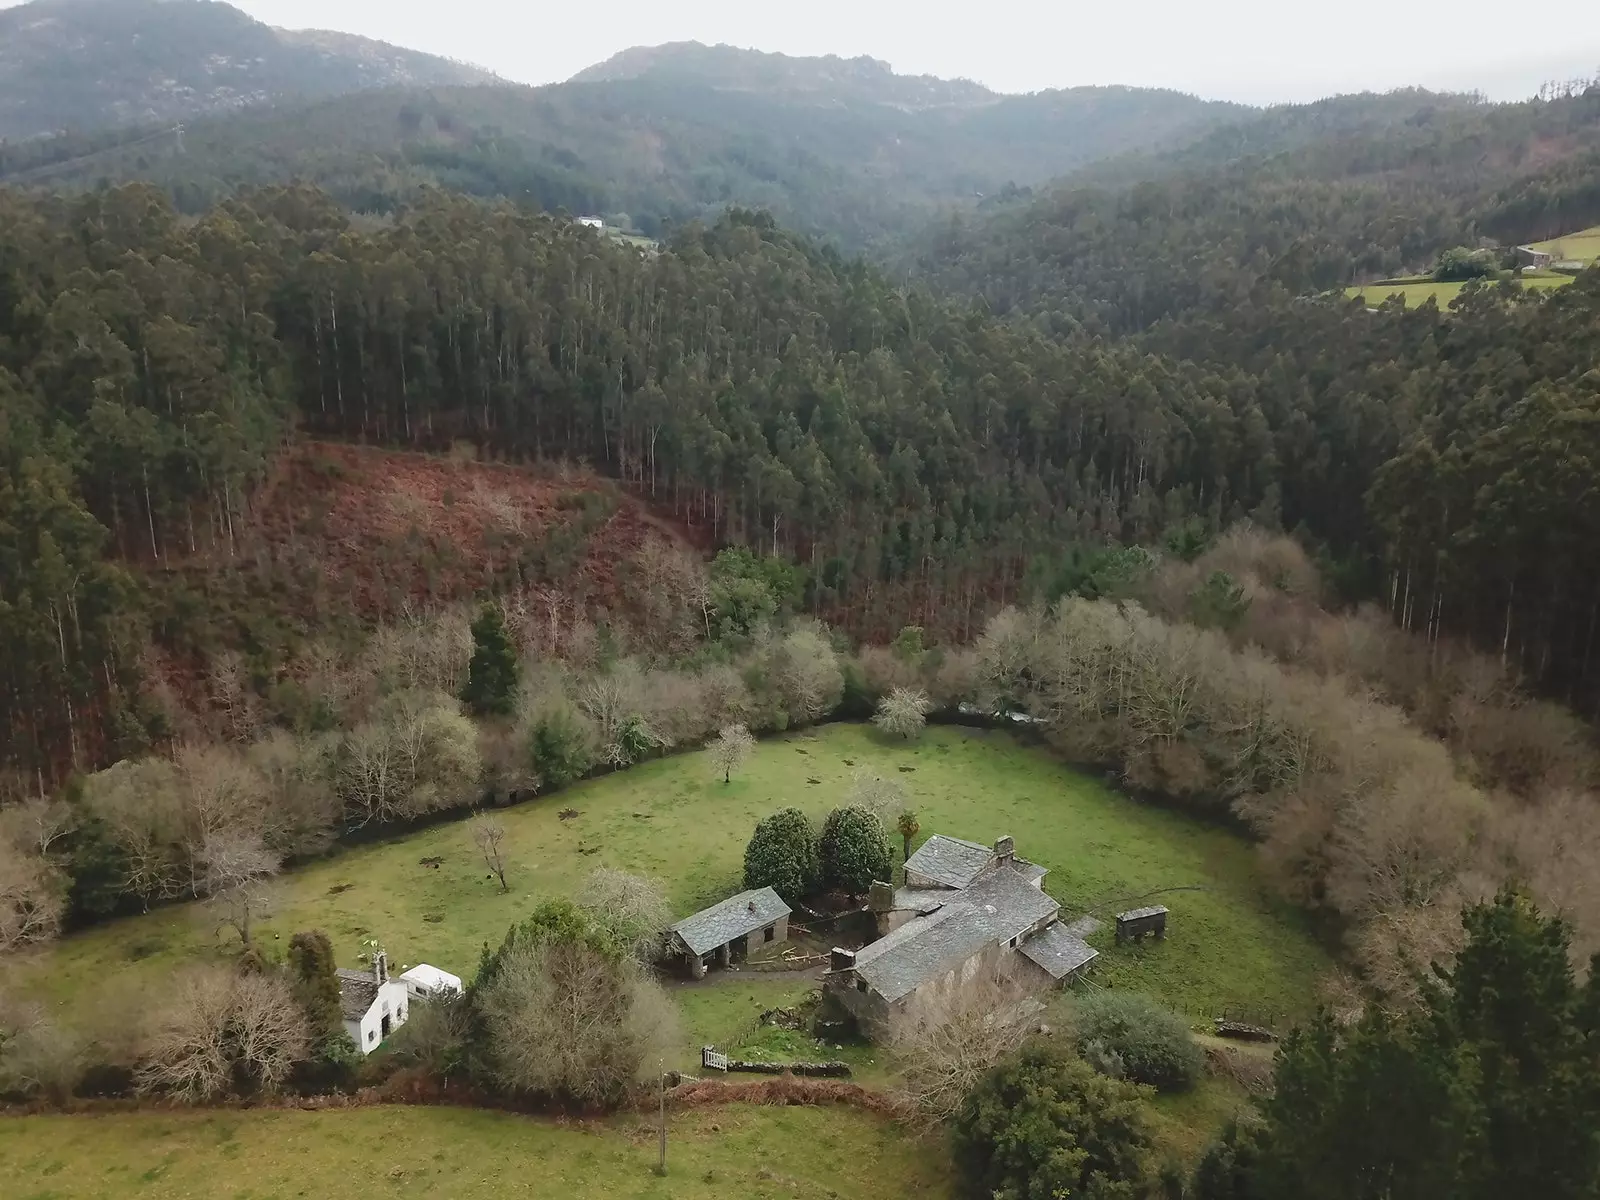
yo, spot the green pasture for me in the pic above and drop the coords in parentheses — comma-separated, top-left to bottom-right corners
(12, 725, 1330, 1040)
(0, 1104, 945, 1200)
(1347, 272, 1573, 307)
(1530, 225, 1600, 264)
(14, 725, 1328, 1036)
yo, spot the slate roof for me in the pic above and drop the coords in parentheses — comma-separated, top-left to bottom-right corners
(671, 887, 791, 957)
(1118, 904, 1169, 922)
(336, 968, 379, 1021)
(903, 835, 996, 889)
(852, 865, 1060, 1004)
(890, 887, 955, 914)
(1018, 922, 1099, 980)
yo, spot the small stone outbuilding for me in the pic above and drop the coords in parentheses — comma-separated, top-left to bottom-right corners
(668, 886, 791, 979)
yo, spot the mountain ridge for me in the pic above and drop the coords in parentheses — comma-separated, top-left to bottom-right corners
(0, 0, 497, 139)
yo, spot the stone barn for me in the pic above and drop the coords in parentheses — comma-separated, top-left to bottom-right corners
(826, 834, 1097, 1040)
(668, 886, 791, 978)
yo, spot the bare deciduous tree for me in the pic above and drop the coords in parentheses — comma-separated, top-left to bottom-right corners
(709, 723, 755, 784)
(776, 626, 844, 725)
(0, 993, 82, 1102)
(476, 936, 679, 1106)
(339, 690, 481, 827)
(79, 757, 189, 908)
(137, 967, 309, 1102)
(891, 974, 1039, 1131)
(473, 814, 510, 892)
(874, 687, 934, 740)
(200, 830, 281, 947)
(576, 867, 673, 963)
(0, 833, 65, 952)
(847, 770, 910, 827)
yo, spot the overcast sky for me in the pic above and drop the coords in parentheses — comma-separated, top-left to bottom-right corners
(16, 0, 1600, 104)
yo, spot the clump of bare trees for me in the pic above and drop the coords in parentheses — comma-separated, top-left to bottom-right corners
(136, 966, 309, 1102)
(0, 799, 68, 952)
(472, 903, 679, 1107)
(576, 867, 673, 963)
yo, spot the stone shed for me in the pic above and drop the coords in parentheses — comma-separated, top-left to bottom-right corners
(668, 886, 791, 978)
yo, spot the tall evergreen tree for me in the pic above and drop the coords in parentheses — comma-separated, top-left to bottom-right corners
(462, 604, 519, 717)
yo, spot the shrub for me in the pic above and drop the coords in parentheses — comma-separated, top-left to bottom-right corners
(743, 807, 820, 904)
(526, 701, 595, 789)
(818, 806, 893, 895)
(952, 1040, 1156, 1200)
(468, 901, 677, 1108)
(1074, 991, 1203, 1093)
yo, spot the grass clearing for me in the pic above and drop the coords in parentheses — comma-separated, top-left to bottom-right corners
(1530, 225, 1600, 264)
(13, 725, 1330, 1039)
(1346, 273, 1573, 307)
(0, 1104, 946, 1199)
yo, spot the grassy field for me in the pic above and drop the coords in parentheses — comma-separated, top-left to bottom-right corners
(1346, 272, 1573, 307)
(11, 724, 1330, 1038)
(3, 725, 1312, 1193)
(1530, 225, 1600, 264)
(0, 1104, 946, 1200)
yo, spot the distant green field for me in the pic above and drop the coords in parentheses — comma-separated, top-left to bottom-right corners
(14, 725, 1330, 1039)
(1530, 225, 1600, 264)
(1347, 273, 1573, 307)
(0, 1105, 946, 1200)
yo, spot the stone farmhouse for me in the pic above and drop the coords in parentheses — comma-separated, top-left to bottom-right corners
(668, 886, 791, 978)
(337, 952, 410, 1056)
(825, 835, 1096, 1038)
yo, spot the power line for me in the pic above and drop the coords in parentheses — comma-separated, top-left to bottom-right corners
(0, 125, 185, 185)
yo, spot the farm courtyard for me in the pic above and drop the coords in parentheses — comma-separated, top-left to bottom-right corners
(2, 725, 1332, 1195)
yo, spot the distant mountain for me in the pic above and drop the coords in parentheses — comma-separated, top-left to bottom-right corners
(0, 0, 496, 139)
(571, 41, 997, 110)
(1, 38, 1244, 250)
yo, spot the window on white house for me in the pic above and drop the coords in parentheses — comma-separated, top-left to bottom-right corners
(763, 926, 775, 943)
(1009, 936, 1017, 948)
(856, 978, 867, 994)
(367, 1030, 375, 1043)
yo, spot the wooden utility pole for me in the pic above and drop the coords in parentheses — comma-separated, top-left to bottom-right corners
(655, 1062, 667, 1176)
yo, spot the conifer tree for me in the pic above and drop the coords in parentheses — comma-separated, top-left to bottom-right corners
(462, 604, 519, 717)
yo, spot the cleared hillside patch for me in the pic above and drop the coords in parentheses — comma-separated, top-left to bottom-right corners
(1530, 225, 1600, 264)
(14, 725, 1329, 1040)
(1346, 273, 1572, 307)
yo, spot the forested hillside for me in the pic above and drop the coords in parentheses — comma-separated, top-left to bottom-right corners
(0, 42, 1236, 251)
(3, 181, 1600, 786)
(913, 83, 1600, 332)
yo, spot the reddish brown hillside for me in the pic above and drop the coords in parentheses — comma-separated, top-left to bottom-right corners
(140, 441, 707, 682)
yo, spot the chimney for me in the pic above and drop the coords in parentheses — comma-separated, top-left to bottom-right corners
(830, 947, 856, 972)
(373, 951, 388, 986)
(748, 900, 757, 912)
(868, 881, 895, 913)
(994, 836, 1015, 863)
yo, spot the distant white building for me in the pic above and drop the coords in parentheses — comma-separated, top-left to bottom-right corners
(337, 952, 410, 1056)
(399, 963, 464, 1001)
(578, 216, 605, 229)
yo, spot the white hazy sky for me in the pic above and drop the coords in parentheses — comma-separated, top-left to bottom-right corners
(16, 0, 1600, 104)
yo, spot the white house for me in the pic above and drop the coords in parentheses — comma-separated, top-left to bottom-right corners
(399, 963, 464, 1001)
(578, 216, 605, 230)
(337, 952, 410, 1056)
